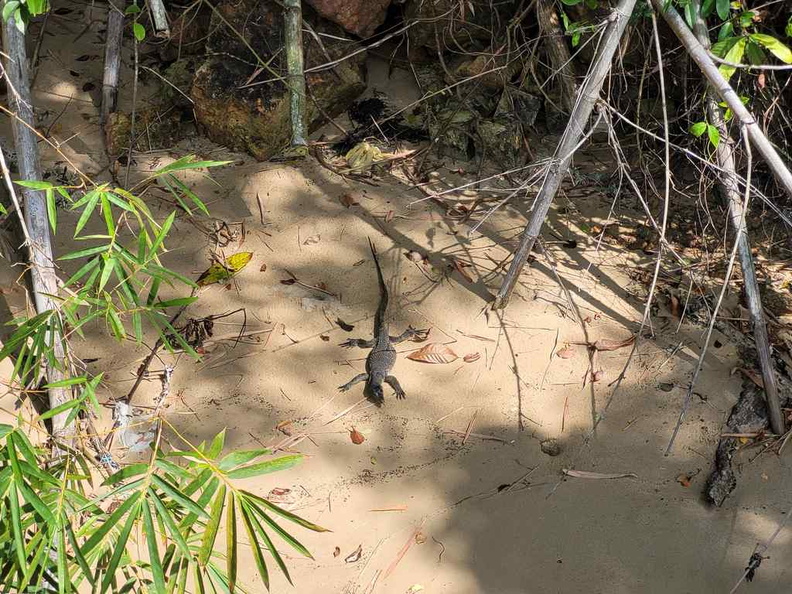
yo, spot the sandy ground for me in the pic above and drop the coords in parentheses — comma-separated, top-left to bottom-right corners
(2, 3, 792, 593)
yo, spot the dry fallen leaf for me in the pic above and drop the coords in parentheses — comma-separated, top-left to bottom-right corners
(267, 487, 292, 503)
(407, 343, 459, 364)
(414, 532, 427, 544)
(463, 352, 481, 363)
(453, 260, 474, 283)
(385, 210, 395, 223)
(333, 546, 341, 558)
(320, 334, 330, 342)
(336, 318, 355, 332)
(259, 263, 267, 272)
(591, 370, 605, 382)
(676, 474, 692, 488)
(350, 428, 365, 445)
(590, 336, 635, 351)
(275, 420, 293, 436)
(303, 234, 321, 245)
(339, 192, 360, 208)
(280, 278, 296, 285)
(556, 346, 575, 359)
(562, 469, 637, 479)
(344, 544, 363, 563)
(669, 294, 681, 318)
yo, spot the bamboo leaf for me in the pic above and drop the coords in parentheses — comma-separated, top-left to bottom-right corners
(217, 448, 272, 471)
(207, 429, 226, 459)
(151, 475, 209, 519)
(227, 492, 237, 592)
(59, 244, 109, 261)
(46, 187, 57, 233)
(149, 489, 191, 558)
(9, 485, 26, 569)
(99, 500, 140, 594)
(198, 484, 226, 565)
(74, 191, 100, 236)
(239, 500, 270, 590)
(155, 156, 230, 176)
(37, 398, 81, 421)
(226, 454, 303, 479)
(103, 463, 150, 487)
(243, 490, 329, 533)
(81, 491, 142, 556)
(143, 503, 167, 594)
(247, 499, 312, 560)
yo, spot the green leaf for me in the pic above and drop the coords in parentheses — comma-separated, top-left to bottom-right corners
(45, 376, 87, 388)
(690, 121, 707, 137)
(218, 448, 272, 471)
(711, 36, 740, 57)
(154, 156, 230, 176)
(227, 492, 238, 592)
(226, 454, 303, 479)
(125, 4, 141, 14)
(750, 33, 792, 63)
(99, 500, 141, 594)
(701, 0, 715, 17)
(133, 22, 146, 41)
(153, 296, 198, 309)
(786, 16, 792, 38)
(103, 463, 150, 487)
(719, 37, 747, 81)
(151, 474, 209, 519)
(207, 429, 226, 459)
(745, 40, 765, 64)
(143, 503, 167, 594)
(684, 1, 696, 29)
(198, 484, 226, 566)
(2, 1, 20, 22)
(46, 187, 57, 232)
(74, 190, 100, 236)
(37, 397, 81, 421)
(149, 490, 192, 557)
(15, 179, 52, 190)
(716, 0, 730, 20)
(81, 491, 142, 556)
(244, 490, 329, 533)
(239, 500, 270, 589)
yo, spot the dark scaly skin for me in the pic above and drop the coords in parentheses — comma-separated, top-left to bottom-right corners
(338, 239, 427, 405)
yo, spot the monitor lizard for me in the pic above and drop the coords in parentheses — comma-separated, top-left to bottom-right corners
(338, 239, 428, 405)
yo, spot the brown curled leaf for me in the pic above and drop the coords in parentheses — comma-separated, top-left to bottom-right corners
(350, 428, 365, 445)
(453, 260, 474, 283)
(556, 346, 575, 359)
(590, 335, 635, 352)
(406, 343, 459, 364)
(463, 352, 481, 363)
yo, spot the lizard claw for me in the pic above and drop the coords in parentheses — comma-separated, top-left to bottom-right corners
(395, 391, 406, 400)
(338, 384, 350, 392)
(408, 326, 430, 342)
(338, 340, 355, 348)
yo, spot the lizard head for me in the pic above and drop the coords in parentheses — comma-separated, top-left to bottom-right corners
(364, 373, 385, 406)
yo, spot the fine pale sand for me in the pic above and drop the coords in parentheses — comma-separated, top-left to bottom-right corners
(0, 12, 790, 593)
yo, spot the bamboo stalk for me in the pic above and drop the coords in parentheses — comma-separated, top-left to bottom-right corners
(493, 0, 639, 309)
(283, 0, 307, 149)
(2, 15, 72, 442)
(536, 0, 576, 113)
(651, 0, 792, 198)
(690, 2, 784, 435)
(148, 0, 171, 38)
(101, 5, 125, 125)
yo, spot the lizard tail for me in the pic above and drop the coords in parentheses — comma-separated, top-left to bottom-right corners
(368, 237, 388, 328)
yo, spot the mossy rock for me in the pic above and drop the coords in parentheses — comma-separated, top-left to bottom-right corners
(191, 0, 365, 161)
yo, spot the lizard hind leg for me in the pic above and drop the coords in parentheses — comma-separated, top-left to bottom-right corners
(389, 326, 430, 344)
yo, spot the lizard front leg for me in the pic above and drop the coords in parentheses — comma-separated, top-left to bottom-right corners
(389, 326, 430, 344)
(384, 375, 406, 399)
(339, 338, 375, 349)
(339, 373, 369, 392)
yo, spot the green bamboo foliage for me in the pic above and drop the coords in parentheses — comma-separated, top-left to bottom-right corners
(0, 424, 326, 592)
